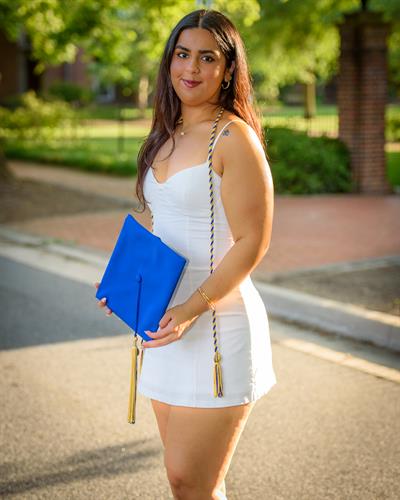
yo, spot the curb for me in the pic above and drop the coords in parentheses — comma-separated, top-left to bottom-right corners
(0, 225, 108, 266)
(254, 281, 400, 352)
(1, 225, 399, 353)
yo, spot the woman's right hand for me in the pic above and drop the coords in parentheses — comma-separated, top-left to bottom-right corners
(94, 282, 113, 316)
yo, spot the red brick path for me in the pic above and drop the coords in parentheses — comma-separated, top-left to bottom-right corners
(8, 162, 400, 277)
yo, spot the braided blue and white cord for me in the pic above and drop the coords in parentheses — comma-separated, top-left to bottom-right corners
(207, 106, 225, 397)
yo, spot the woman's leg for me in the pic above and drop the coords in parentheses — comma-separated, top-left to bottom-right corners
(151, 398, 238, 498)
(151, 400, 230, 494)
(163, 401, 256, 500)
(151, 398, 171, 448)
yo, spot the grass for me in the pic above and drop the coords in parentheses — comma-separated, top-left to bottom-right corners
(264, 114, 338, 137)
(5, 136, 143, 175)
(75, 104, 153, 121)
(261, 103, 338, 117)
(3, 117, 149, 175)
(3, 103, 400, 189)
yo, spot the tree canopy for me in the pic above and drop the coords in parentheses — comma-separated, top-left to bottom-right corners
(0, 0, 399, 100)
(246, 0, 400, 100)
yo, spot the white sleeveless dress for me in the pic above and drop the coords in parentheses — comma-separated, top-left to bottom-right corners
(137, 119, 277, 407)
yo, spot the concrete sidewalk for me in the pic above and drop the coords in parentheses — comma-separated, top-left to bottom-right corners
(5, 160, 400, 351)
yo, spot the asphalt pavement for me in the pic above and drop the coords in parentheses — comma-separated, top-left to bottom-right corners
(1, 161, 399, 499)
(1, 236, 399, 499)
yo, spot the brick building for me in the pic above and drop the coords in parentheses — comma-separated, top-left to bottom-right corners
(0, 29, 115, 104)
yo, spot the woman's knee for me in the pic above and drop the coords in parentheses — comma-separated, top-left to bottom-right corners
(164, 454, 221, 499)
(164, 460, 202, 497)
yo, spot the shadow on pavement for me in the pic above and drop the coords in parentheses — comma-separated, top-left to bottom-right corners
(0, 438, 161, 497)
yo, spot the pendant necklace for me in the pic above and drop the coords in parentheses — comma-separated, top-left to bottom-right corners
(176, 117, 186, 136)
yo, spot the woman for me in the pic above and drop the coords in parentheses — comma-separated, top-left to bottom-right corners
(96, 9, 277, 500)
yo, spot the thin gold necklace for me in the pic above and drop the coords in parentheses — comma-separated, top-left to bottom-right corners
(177, 107, 223, 136)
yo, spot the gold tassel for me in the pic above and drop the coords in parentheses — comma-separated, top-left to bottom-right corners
(128, 335, 139, 424)
(213, 352, 223, 397)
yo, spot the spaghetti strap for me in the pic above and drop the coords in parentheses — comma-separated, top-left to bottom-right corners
(211, 119, 244, 152)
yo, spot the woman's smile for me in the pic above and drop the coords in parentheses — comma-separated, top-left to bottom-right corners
(182, 79, 202, 88)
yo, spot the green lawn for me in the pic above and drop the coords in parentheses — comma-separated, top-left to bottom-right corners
(5, 136, 143, 175)
(76, 104, 153, 121)
(3, 118, 149, 175)
(3, 104, 400, 189)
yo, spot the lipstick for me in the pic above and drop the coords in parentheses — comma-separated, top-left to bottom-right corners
(182, 79, 201, 88)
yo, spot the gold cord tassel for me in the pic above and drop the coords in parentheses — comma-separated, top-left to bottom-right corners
(213, 352, 223, 397)
(128, 335, 139, 424)
(208, 106, 225, 399)
(138, 338, 144, 375)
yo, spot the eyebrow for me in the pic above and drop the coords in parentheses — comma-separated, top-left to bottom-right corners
(175, 44, 219, 55)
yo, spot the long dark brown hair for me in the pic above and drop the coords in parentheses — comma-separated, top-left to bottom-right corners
(135, 9, 266, 212)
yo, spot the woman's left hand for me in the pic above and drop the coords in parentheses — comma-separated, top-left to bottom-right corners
(143, 304, 198, 348)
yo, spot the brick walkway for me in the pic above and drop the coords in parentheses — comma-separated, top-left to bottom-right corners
(8, 161, 400, 277)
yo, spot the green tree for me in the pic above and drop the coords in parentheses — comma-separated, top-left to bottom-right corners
(0, 0, 260, 175)
(244, 0, 400, 110)
(1, 0, 398, 107)
(0, 0, 260, 113)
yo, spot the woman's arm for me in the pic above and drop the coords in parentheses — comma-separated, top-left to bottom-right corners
(182, 120, 274, 318)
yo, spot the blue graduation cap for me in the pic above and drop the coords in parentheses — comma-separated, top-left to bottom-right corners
(95, 213, 187, 342)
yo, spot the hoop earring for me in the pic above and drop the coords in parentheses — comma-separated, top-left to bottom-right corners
(221, 79, 231, 90)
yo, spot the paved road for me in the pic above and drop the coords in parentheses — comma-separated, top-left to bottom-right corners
(1, 253, 399, 499)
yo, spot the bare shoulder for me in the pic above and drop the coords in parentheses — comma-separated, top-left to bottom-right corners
(217, 114, 269, 178)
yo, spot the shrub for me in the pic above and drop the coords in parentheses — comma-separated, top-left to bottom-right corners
(0, 90, 76, 141)
(47, 81, 94, 106)
(46, 81, 94, 106)
(386, 114, 400, 142)
(265, 126, 353, 194)
(0, 94, 24, 110)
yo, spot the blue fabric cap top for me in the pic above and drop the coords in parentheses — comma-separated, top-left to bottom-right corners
(95, 214, 187, 341)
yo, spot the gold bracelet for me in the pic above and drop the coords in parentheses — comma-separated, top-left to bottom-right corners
(197, 286, 216, 311)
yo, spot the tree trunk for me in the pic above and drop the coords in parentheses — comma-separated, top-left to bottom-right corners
(0, 144, 15, 184)
(303, 79, 316, 119)
(138, 74, 149, 119)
